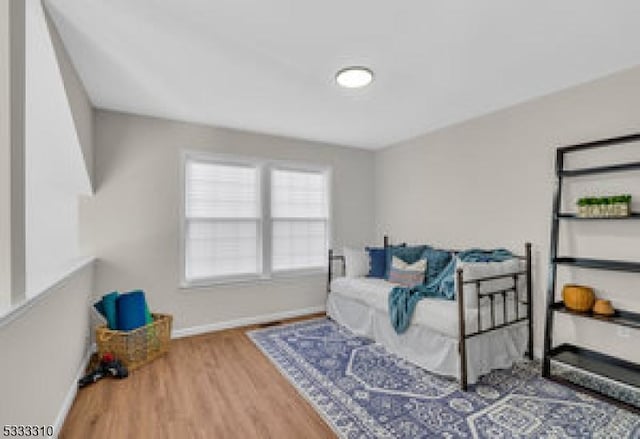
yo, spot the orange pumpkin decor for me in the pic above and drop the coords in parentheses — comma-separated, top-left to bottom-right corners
(593, 299, 615, 316)
(562, 284, 596, 312)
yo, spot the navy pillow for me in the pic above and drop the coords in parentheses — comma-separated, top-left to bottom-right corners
(366, 247, 387, 278)
(421, 246, 453, 284)
(385, 245, 427, 279)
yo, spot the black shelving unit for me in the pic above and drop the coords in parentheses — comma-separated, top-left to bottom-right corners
(550, 302, 640, 330)
(557, 212, 640, 220)
(543, 133, 640, 411)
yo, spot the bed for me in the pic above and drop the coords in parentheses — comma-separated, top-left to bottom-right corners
(326, 237, 533, 390)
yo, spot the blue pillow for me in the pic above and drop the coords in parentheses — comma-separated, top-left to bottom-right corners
(366, 247, 387, 278)
(421, 246, 453, 284)
(116, 290, 148, 331)
(385, 245, 427, 279)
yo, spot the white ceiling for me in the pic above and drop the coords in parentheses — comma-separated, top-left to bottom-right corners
(45, 0, 640, 149)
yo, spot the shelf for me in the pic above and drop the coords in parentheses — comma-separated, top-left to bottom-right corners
(551, 302, 640, 330)
(557, 212, 640, 220)
(547, 137, 640, 409)
(549, 344, 640, 389)
(560, 161, 640, 177)
(559, 132, 640, 153)
(554, 257, 640, 273)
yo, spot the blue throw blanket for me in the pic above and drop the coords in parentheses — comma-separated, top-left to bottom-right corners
(388, 248, 513, 334)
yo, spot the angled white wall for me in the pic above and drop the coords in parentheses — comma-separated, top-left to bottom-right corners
(1, 0, 95, 432)
(25, 0, 92, 296)
(44, 6, 94, 187)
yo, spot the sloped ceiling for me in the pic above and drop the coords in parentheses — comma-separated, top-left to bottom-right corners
(45, 0, 640, 148)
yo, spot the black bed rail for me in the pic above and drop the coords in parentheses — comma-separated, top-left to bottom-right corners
(457, 242, 533, 390)
(327, 250, 345, 293)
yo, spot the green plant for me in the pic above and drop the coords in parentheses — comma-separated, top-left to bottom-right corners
(576, 194, 632, 207)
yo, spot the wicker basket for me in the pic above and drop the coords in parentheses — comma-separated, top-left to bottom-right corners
(96, 313, 173, 371)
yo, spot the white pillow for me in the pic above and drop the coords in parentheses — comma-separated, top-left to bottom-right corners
(391, 256, 426, 271)
(343, 246, 370, 278)
(455, 258, 524, 309)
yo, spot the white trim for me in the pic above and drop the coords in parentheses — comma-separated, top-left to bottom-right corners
(53, 342, 94, 438)
(179, 269, 326, 289)
(171, 305, 326, 339)
(0, 257, 95, 328)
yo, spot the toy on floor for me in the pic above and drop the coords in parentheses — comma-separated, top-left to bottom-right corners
(78, 353, 129, 388)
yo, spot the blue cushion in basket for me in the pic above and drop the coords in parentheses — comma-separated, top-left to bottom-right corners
(116, 290, 148, 331)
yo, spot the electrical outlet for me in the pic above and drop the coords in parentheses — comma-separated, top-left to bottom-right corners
(617, 327, 631, 338)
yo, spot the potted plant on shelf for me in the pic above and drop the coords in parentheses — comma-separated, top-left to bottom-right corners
(576, 195, 632, 218)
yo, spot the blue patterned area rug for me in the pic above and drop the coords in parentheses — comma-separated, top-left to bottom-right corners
(248, 318, 640, 438)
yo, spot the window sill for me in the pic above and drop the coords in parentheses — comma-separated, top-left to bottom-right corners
(180, 268, 327, 290)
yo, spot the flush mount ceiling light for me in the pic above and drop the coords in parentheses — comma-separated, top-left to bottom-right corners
(335, 66, 373, 88)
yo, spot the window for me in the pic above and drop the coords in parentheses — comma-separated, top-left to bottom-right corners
(271, 169, 329, 271)
(182, 154, 330, 285)
(184, 160, 262, 281)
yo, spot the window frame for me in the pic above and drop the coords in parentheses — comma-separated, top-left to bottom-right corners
(270, 165, 331, 274)
(180, 151, 331, 288)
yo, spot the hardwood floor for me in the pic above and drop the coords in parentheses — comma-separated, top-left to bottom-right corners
(60, 314, 336, 439)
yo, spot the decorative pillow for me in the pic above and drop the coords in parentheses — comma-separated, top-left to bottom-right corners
(343, 246, 369, 278)
(388, 256, 427, 287)
(385, 245, 427, 279)
(367, 243, 407, 279)
(421, 246, 453, 284)
(365, 246, 387, 278)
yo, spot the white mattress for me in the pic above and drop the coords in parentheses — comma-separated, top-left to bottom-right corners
(329, 276, 526, 338)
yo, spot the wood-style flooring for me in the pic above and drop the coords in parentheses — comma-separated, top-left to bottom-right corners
(60, 314, 335, 439)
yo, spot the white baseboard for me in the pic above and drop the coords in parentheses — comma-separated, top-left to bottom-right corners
(53, 344, 94, 438)
(172, 305, 326, 339)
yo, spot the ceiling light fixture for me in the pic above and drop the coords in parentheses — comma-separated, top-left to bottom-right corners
(335, 66, 373, 89)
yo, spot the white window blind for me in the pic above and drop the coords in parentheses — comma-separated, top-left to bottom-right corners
(184, 160, 261, 281)
(271, 169, 328, 271)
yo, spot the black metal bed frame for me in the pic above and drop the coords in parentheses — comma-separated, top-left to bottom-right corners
(327, 237, 533, 391)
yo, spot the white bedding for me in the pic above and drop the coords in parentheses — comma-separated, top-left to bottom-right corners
(327, 276, 528, 384)
(329, 277, 526, 337)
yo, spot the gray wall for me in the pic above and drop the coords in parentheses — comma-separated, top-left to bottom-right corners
(0, 262, 94, 431)
(81, 110, 376, 331)
(375, 65, 640, 361)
